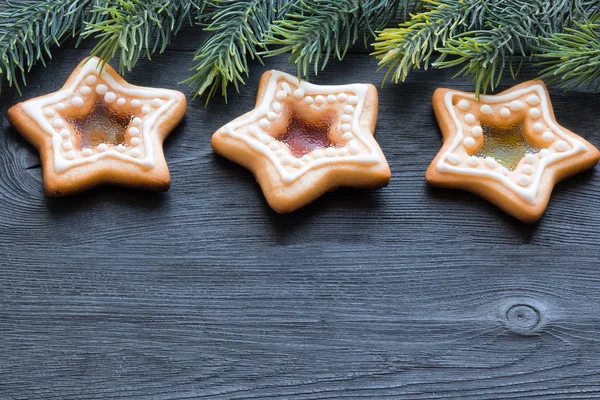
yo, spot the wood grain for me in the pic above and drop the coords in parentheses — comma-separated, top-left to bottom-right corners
(2, 37, 600, 400)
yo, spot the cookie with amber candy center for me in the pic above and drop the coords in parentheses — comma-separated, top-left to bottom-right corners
(7, 57, 186, 195)
(426, 80, 600, 223)
(212, 70, 391, 213)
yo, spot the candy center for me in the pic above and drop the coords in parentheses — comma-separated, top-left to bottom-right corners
(279, 113, 334, 157)
(474, 122, 539, 170)
(66, 102, 133, 149)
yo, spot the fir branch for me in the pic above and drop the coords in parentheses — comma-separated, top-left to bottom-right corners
(373, 0, 598, 95)
(0, 0, 92, 94)
(537, 19, 600, 91)
(85, 0, 203, 74)
(372, 0, 485, 85)
(262, 0, 419, 78)
(182, 0, 279, 103)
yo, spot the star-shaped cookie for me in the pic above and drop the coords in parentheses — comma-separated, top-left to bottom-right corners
(7, 57, 186, 195)
(426, 81, 600, 223)
(212, 70, 391, 213)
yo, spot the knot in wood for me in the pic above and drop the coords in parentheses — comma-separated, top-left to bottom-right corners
(506, 304, 541, 334)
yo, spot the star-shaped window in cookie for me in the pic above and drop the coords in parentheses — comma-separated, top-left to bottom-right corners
(427, 81, 600, 223)
(7, 57, 186, 195)
(212, 70, 391, 212)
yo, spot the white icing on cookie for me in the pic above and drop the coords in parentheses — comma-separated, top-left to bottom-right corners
(20, 58, 182, 173)
(220, 71, 381, 184)
(437, 85, 588, 204)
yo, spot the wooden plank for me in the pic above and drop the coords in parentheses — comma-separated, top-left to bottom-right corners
(2, 45, 600, 399)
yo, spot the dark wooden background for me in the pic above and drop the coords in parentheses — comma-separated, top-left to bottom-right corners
(2, 28, 600, 400)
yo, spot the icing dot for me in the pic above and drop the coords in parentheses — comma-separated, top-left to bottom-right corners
(463, 137, 475, 148)
(281, 82, 291, 93)
(341, 114, 352, 123)
(79, 86, 91, 95)
(151, 98, 162, 107)
(65, 150, 76, 160)
(129, 127, 140, 136)
(53, 119, 64, 128)
(259, 134, 271, 144)
(281, 156, 291, 165)
(130, 149, 140, 157)
(500, 108, 510, 118)
(292, 159, 303, 168)
(103, 92, 116, 103)
(518, 174, 530, 186)
(468, 156, 479, 166)
(275, 150, 286, 158)
(327, 94, 337, 103)
(315, 95, 325, 104)
(526, 95, 540, 105)
(501, 167, 509, 176)
(485, 157, 498, 168)
(325, 147, 337, 157)
(542, 131, 555, 142)
(471, 126, 483, 137)
(269, 142, 279, 150)
(85, 75, 97, 85)
(116, 98, 126, 106)
(97, 143, 108, 152)
(44, 108, 56, 117)
(95, 84, 108, 95)
(59, 129, 70, 137)
(272, 102, 282, 112)
(131, 117, 142, 126)
(343, 105, 354, 114)
(304, 96, 314, 105)
(555, 140, 568, 151)
(464, 113, 476, 124)
(540, 149, 551, 157)
(62, 142, 73, 150)
(259, 118, 270, 128)
(447, 153, 461, 165)
(342, 132, 353, 141)
(131, 99, 142, 107)
(312, 149, 324, 159)
(55, 103, 66, 111)
(341, 124, 351, 132)
(82, 148, 93, 157)
(267, 111, 278, 121)
(480, 104, 493, 115)
(248, 126, 260, 136)
(348, 96, 359, 105)
(338, 148, 348, 156)
(525, 154, 536, 164)
(533, 122, 544, 132)
(523, 165, 534, 175)
(337, 93, 348, 102)
(71, 97, 84, 108)
(141, 106, 151, 114)
(529, 108, 541, 118)
(349, 140, 361, 155)
(302, 155, 311, 162)
(457, 100, 470, 111)
(276, 90, 287, 100)
(131, 137, 141, 145)
(293, 88, 304, 99)
(116, 144, 126, 152)
(509, 100, 524, 111)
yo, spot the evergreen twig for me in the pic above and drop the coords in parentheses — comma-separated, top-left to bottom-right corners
(262, 0, 419, 78)
(84, 0, 203, 74)
(182, 0, 279, 104)
(373, 0, 599, 96)
(0, 0, 92, 94)
(537, 19, 600, 91)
